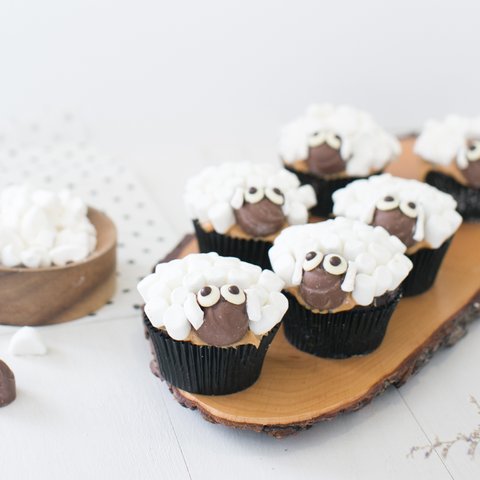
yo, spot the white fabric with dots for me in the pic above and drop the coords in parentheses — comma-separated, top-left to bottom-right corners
(0, 115, 178, 326)
(268, 217, 413, 306)
(279, 104, 401, 176)
(332, 174, 463, 249)
(137, 252, 288, 340)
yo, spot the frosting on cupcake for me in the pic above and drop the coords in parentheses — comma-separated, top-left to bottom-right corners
(279, 104, 401, 176)
(332, 174, 462, 249)
(414, 115, 480, 188)
(184, 163, 317, 236)
(0, 184, 97, 268)
(268, 217, 413, 307)
(137, 253, 288, 345)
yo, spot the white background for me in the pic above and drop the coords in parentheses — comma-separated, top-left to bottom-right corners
(1, 2, 480, 479)
(1, 0, 480, 232)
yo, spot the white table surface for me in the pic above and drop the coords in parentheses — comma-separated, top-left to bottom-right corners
(0, 126, 480, 480)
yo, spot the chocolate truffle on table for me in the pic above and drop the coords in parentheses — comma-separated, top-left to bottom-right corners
(279, 104, 401, 217)
(0, 359, 16, 407)
(184, 162, 317, 269)
(138, 252, 288, 395)
(268, 217, 412, 358)
(414, 115, 480, 220)
(332, 174, 463, 296)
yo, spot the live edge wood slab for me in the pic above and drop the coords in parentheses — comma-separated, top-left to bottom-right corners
(149, 138, 480, 438)
(0, 208, 117, 326)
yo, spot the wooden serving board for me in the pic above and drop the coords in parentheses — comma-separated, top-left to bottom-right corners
(149, 138, 480, 437)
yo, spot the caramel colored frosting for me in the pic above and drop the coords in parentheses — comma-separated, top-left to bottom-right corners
(201, 220, 289, 243)
(288, 286, 357, 314)
(286, 159, 380, 180)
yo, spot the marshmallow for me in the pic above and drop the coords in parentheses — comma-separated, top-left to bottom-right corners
(8, 326, 47, 356)
(138, 252, 287, 341)
(333, 174, 461, 249)
(0, 184, 96, 268)
(184, 162, 317, 234)
(279, 104, 400, 176)
(270, 218, 412, 304)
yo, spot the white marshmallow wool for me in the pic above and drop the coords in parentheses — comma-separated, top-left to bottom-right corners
(137, 252, 289, 342)
(279, 104, 401, 176)
(0, 184, 97, 268)
(332, 174, 462, 249)
(184, 162, 317, 234)
(268, 217, 413, 307)
(414, 114, 480, 167)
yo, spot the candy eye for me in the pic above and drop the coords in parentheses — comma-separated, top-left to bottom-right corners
(376, 195, 399, 211)
(466, 142, 480, 162)
(325, 132, 341, 150)
(220, 284, 246, 305)
(302, 250, 323, 271)
(265, 187, 284, 206)
(399, 200, 418, 218)
(244, 186, 264, 204)
(197, 285, 220, 307)
(323, 254, 348, 275)
(308, 131, 327, 148)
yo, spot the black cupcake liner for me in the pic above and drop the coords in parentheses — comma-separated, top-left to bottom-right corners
(284, 165, 367, 217)
(282, 290, 401, 359)
(144, 311, 280, 395)
(193, 220, 273, 270)
(402, 237, 453, 297)
(425, 171, 480, 221)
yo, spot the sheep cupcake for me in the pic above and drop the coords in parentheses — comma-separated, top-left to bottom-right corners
(332, 174, 462, 296)
(184, 162, 317, 269)
(138, 252, 288, 395)
(268, 217, 412, 358)
(414, 114, 480, 220)
(279, 104, 401, 217)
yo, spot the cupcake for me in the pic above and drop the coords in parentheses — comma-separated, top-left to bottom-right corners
(279, 104, 401, 217)
(138, 252, 288, 395)
(332, 174, 462, 296)
(184, 162, 316, 269)
(414, 114, 480, 220)
(268, 217, 412, 358)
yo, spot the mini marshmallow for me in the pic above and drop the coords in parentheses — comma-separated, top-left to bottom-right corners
(138, 252, 287, 341)
(269, 218, 412, 304)
(279, 104, 400, 176)
(0, 184, 96, 268)
(8, 326, 47, 356)
(414, 114, 480, 167)
(184, 162, 317, 234)
(332, 174, 462, 249)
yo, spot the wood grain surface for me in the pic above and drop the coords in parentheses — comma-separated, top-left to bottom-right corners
(148, 137, 480, 437)
(0, 208, 117, 326)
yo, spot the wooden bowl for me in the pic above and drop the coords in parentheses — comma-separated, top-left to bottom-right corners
(0, 208, 117, 326)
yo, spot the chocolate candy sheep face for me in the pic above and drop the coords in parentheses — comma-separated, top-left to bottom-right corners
(299, 251, 348, 310)
(371, 195, 418, 248)
(306, 131, 346, 176)
(195, 284, 249, 346)
(234, 186, 286, 237)
(460, 139, 480, 188)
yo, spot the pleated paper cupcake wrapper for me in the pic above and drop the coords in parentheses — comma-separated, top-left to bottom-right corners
(144, 311, 280, 395)
(402, 237, 453, 297)
(282, 290, 401, 359)
(425, 171, 480, 221)
(284, 165, 367, 218)
(193, 220, 273, 270)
